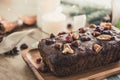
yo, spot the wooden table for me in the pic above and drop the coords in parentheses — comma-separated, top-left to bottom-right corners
(0, 27, 48, 80)
(0, 54, 37, 80)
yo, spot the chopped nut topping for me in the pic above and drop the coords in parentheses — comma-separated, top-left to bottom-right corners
(89, 24, 97, 28)
(96, 34, 112, 40)
(79, 28, 86, 33)
(92, 31, 101, 37)
(54, 43, 62, 50)
(62, 44, 74, 54)
(93, 44, 103, 53)
(100, 22, 112, 30)
(72, 33, 79, 40)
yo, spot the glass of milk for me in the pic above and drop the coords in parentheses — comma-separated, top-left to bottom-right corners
(37, 0, 60, 27)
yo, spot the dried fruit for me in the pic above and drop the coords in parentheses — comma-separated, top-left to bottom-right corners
(54, 43, 62, 50)
(100, 22, 112, 30)
(4, 47, 19, 55)
(92, 31, 101, 37)
(80, 36, 91, 42)
(96, 34, 112, 40)
(62, 44, 74, 54)
(72, 33, 79, 40)
(20, 43, 28, 50)
(79, 28, 86, 33)
(102, 30, 112, 35)
(36, 58, 42, 64)
(89, 24, 97, 28)
(50, 33, 55, 38)
(66, 35, 73, 43)
(93, 44, 102, 53)
(95, 26, 104, 32)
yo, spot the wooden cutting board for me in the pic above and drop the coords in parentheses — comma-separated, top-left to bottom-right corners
(21, 48, 120, 80)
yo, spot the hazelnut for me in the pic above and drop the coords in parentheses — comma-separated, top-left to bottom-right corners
(100, 22, 112, 30)
(62, 44, 74, 54)
(93, 44, 102, 53)
(96, 34, 112, 41)
(89, 24, 97, 28)
(92, 31, 101, 37)
(72, 33, 79, 40)
(79, 28, 86, 33)
(54, 43, 62, 50)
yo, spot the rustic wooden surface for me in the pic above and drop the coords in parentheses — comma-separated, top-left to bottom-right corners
(21, 49, 120, 80)
(0, 54, 37, 80)
(0, 26, 39, 80)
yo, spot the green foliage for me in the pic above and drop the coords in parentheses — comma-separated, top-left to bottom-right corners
(116, 22, 120, 29)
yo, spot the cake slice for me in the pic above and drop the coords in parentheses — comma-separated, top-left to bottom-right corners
(38, 23, 120, 76)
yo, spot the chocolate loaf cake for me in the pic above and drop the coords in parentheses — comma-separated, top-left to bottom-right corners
(38, 22, 120, 76)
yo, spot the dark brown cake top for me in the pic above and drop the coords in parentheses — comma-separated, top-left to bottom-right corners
(40, 22, 120, 55)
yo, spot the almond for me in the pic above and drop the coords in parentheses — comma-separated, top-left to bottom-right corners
(93, 44, 102, 53)
(97, 34, 112, 40)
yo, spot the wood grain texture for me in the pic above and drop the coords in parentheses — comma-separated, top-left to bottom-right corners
(21, 49, 120, 80)
(0, 54, 37, 80)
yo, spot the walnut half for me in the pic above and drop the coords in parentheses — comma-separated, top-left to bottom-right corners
(96, 34, 112, 40)
(93, 44, 103, 53)
(62, 44, 74, 54)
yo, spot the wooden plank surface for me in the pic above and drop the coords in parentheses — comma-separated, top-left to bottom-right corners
(21, 49, 120, 80)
